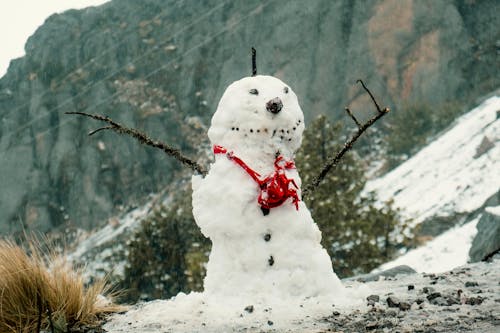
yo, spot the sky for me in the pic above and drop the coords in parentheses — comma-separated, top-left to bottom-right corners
(0, 0, 110, 77)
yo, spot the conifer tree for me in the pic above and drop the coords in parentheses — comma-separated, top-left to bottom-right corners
(296, 115, 408, 277)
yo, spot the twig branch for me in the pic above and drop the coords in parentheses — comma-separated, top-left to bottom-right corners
(66, 111, 207, 175)
(302, 80, 389, 200)
(88, 126, 114, 136)
(251, 47, 257, 76)
(345, 107, 361, 129)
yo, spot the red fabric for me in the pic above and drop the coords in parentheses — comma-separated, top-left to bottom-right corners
(213, 145, 300, 210)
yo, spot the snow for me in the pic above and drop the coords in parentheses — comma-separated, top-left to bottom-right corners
(104, 259, 500, 332)
(67, 203, 151, 260)
(485, 205, 500, 216)
(364, 95, 500, 224)
(376, 216, 480, 273)
(104, 288, 368, 332)
(195, 75, 348, 300)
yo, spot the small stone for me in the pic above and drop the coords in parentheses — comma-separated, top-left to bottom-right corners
(367, 295, 380, 303)
(465, 296, 484, 305)
(365, 321, 379, 330)
(407, 284, 415, 291)
(387, 296, 400, 308)
(386, 309, 397, 317)
(446, 296, 460, 305)
(465, 281, 479, 287)
(244, 305, 254, 313)
(423, 287, 435, 294)
(426, 292, 442, 301)
(415, 298, 425, 305)
(430, 296, 449, 306)
(267, 320, 273, 326)
(399, 302, 411, 311)
(264, 233, 271, 242)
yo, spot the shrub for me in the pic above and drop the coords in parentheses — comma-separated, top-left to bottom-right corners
(0, 240, 120, 333)
(296, 115, 412, 277)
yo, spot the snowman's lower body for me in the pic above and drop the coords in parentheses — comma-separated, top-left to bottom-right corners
(200, 203, 345, 302)
(204, 235, 344, 300)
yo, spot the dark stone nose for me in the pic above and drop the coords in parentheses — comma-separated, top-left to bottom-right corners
(266, 97, 283, 114)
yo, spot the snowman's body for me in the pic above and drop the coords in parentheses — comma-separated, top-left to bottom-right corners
(192, 75, 344, 301)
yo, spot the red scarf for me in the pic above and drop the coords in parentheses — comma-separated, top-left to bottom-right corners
(213, 145, 300, 210)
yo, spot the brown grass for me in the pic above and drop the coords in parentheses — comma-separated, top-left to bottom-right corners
(0, 240, 123, 333)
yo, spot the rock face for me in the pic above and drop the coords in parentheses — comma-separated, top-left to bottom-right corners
(469, 206, 500, 262)
(0, 0, 498, 234)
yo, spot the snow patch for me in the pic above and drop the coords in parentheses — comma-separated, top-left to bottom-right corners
(364, 96, 500, 224)
(485, 205, 500, 216)
(376, 216, 480, 273)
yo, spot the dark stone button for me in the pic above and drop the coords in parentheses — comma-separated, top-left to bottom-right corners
(264, 233, 271, 242)
(268, 255, 274, 266)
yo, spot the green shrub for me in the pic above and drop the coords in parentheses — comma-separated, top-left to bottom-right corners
(296, 115, 412, 277)
(122, 188, 210, 302)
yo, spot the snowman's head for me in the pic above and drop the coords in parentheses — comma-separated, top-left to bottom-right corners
(208, 75, 305, 157)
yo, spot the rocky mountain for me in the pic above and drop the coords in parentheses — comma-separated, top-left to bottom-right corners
(0, 0, 498, 235)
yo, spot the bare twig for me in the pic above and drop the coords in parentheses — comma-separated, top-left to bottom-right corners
(88, 126, 113, 136)
(252, 47, 257, 76)
(345, 107, 361, 129)
(66, 111, 207, 175)
(301, 80, 389, 200)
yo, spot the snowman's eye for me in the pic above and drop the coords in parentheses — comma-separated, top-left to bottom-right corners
(249, 88, 259, 95)
(284, 87, 289, 93)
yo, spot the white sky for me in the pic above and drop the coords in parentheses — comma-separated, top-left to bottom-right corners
(0, 0, 110, 77)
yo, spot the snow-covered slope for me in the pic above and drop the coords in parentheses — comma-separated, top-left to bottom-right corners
(365, 95, 500, 224)
(377, 215, 480, 273)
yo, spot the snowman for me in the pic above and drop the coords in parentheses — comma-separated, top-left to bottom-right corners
(192, 74, 345, 302)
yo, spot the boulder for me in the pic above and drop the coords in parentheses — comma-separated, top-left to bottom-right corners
(469, 206, 500, 262)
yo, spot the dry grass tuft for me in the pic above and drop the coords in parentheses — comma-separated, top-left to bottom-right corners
(0, 239, 123, 333)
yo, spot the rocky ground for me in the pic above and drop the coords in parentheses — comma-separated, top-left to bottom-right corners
(323, 256, 500, 333)
(98, 256, 499, 333)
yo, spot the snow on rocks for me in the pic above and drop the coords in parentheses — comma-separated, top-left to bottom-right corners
(364, 95, 500, 224)
(375, 216, 480, 273)
(325, 258, 500, 333)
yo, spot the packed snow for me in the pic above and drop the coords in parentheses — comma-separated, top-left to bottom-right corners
(364, 95, 500, 224)
(376, 216, 480, 273)
(194, 75, 345, 299)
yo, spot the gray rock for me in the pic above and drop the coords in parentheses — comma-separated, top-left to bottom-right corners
(387, 296, 400, 308)
(469, 206, 500, 262)
(350, 265, 417, 282)
(367, 295, 380, 303)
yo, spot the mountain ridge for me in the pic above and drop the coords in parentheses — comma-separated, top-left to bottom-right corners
(1, 0, 498, 234)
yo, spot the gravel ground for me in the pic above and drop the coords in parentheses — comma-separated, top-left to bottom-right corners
(323, 257, 500, 333)
(101, 257, 499, 333)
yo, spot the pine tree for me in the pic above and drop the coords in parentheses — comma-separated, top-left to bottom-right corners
(296, 115, 409, 277)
